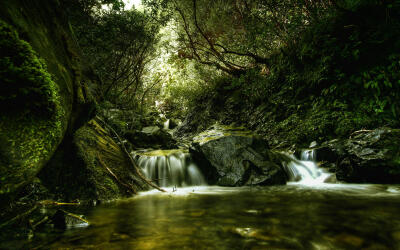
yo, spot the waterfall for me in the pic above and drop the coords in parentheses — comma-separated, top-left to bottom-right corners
(134, 150, 206, 187)
(163, 119, 170, 130)
(283, 149, 332, 185)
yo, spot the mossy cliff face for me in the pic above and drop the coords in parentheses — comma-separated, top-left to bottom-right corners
(0, 0, 94, 196)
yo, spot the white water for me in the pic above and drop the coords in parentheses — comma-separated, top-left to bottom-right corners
(283, 149, 333, 185)
(134, 150, 206, 187)
(163, 119, 170, 130)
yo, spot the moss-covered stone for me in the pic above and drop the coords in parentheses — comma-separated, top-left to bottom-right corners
(0, 0, 96, 197)
(38, 119, 150, 202)
(0, 20, 66, 195)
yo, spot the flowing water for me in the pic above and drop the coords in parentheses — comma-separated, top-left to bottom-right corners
(163, 119, 170, 130)
(28, 185, 400, 249)
(283, 149, 333, 185)
(13, 150, 400, 249)
(134, 149, 206, 187)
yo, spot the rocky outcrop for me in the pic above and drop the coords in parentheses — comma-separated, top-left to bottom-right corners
(38, 118, 150, 202)
(125, 126, 178, 149)
(190, 125, 287, 186)
(0, 0, 96, 196)
(314, 128, 400, 183)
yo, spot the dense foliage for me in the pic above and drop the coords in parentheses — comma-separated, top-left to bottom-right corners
(144, 0, 336, 75)
(50, 0, 400, 143)
(63, 0, 160, 112)
(139, 0, 400, 145)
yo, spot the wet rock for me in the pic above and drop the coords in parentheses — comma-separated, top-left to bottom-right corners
(169, 119, 180, 129)
(51, 209, 89, 230)
(230, 227, 274, 241)
(190, 125, 286, 186)
(125, 126, 178, 149)
(323, 174, 337, 183)
(317, 128, 400, 183)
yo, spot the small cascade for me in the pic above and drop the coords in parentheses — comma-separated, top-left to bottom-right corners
(283, 149, 332, 185)
(163, 119, 170, 130)
(134, 149, 206, 187)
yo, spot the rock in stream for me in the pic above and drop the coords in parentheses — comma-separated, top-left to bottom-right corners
(190, 125, 286, 186)
(313, 128, 400, 183)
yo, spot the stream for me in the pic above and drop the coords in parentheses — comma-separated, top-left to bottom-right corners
(16, 149, 400, 249)
(28, 184, 400, 249)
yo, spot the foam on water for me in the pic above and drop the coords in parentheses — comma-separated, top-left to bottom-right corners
(134, 149, 206, 187)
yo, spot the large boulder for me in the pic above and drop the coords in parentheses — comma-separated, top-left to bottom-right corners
(190, 125, 286, 186)
(315, 128, 400, 183)
(38, 119, 150, 202)
(125, 126, 178, 149)
(0, 1, 96, 196)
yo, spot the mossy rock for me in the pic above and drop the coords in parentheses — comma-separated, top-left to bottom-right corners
(0, 20, 66, 195)
(0, 0, 96, 198)
(38, 119, 150, 202)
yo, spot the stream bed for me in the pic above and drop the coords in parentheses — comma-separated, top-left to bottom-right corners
(29, 184, 400, 249)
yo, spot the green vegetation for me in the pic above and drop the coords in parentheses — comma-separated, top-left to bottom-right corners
(0, 20, 64, 194)
(38, 119, 143, 201)
(0, 20, 60, 117)
(64, 0, 160, 111)
(140, 0, 400, 146)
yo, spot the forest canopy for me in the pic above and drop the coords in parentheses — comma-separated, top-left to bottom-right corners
(59, 0, 400, 140)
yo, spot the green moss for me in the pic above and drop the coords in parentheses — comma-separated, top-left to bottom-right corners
(0, 20, 65, 194)
(66, 119, 142, 201)
(0, 20, 60, 116)
(193, 124, 255, 144)
(137, 149, 188, 157)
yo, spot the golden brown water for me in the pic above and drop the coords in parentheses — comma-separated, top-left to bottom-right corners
(27, 184, 400, 249)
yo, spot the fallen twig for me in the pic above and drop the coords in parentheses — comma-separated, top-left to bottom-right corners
(38, 200, 80, 206)
(60, 209, 89, 224)
(97, 156, 137, 194)
(32, 216, 49, 229)
(0, 205, 38, 229)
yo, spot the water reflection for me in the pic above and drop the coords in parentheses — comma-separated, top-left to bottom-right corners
(34, 185, 400, 249)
